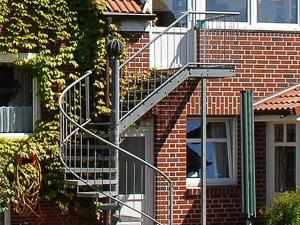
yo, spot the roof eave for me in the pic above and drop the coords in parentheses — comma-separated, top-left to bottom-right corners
(102, 11, 156, 18)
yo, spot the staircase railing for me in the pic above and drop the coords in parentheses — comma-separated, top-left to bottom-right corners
(119, 11, 239, 129)
(59, 70, 174, 225)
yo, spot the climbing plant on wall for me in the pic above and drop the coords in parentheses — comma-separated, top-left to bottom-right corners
(0, 0, 125, 217)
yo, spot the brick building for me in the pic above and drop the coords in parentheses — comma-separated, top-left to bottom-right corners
(2, 0, 300, 225)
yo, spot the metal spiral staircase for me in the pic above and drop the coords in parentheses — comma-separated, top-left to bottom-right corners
(59, 11, 239, 225)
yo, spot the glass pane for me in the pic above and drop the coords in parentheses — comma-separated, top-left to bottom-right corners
(0, 65, 32, 107)
(274, 124, 283, 142)
(187, 120, 201, 139)
(186, 142, 229, 178)
(275, 146, 296, 192)
(207, 0, 248, 22)
(258, 0, 298, 23)
(286, 124, 296, 142)
(119, 137, 145, 194)
(0, 64, 17, 106)
(207, 122, 227, 138)
(153, 0, 188, 27)
(187, 121, 227, 139)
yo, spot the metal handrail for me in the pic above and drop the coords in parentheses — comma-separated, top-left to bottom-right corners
(58, 70, 174, 225)
(120, 10, 240, 69)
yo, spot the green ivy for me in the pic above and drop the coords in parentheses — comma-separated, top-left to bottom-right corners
(0, 0, 126, 217)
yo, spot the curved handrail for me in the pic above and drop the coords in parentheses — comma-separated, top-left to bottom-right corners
(59, 72, 172, 184)
(58, 70, 174, 225)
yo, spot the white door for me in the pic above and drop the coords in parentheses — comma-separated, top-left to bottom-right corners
(266, 121, 300, 204)
(119, 126, 154, 224)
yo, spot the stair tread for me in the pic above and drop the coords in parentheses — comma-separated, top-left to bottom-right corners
(66, 179, 118, 185)
(68, 144, 112, 149)
(97, 202, 119, 210)
(114, 215, 143, 222)
(77, 191, 118, 198)
(75, 133, 111, 139)
(65, 168, 117, 173)
(64, 156, 116, 161)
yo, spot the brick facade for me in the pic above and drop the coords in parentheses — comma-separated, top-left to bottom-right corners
(10, 200, 100, 225)
(6, 28, 300, 225)
(152, 30, 300, 225)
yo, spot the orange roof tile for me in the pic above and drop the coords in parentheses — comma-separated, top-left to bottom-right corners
(103, 0, 142, 13)
(254, 84, 300, 114)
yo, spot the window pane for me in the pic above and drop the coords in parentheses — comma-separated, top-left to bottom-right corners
(187, 120, 201, 139)
(286, 124, 296, 142)
(207, 0, 248, 22)
(207, 122, 227, 138)
(153, 0, 188, 27)
(258, 0, 298, 23)
(275, 146, 296, 192)
(274, 124, 283, 142)
(0, 65, 33, 133)
(187, 121, 227, 139)
(186, 142, 229, 179)
(0, 64, 16, 106)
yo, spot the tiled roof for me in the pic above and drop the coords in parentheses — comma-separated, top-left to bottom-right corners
(103, 0, 142, 13)
(254, 84, 300, 114)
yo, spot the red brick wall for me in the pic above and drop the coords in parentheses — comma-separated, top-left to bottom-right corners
(191, 31, 300, 115)
(10, 200, 100, 225)
(122, 32, 150, 72)
(153, 86, 266, 225)
(152, 30, 300, 225)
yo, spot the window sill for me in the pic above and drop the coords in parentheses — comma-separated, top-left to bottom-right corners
(186, 178, 236, 188)
(0, 133, 32, 139)
(235, 22, 300, 32)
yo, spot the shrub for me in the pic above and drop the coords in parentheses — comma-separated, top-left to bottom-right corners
(264, 187, 300, 225)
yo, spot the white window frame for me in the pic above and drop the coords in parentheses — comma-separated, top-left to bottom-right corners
(0, 53, 40, 138)
(202, 0, 300, 31)
(186, 117, 237, 188)
(266, 120, 300, 205)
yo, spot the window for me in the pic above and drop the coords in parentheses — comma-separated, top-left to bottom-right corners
(0, 64, 33, 133)
(207, 0, 248, 22)
(153, 0, 188, 27)
(257, 0, 297, 24)
(273, 123, 297, 192)
(186, 118, 236, 186)
(204, 0, 300, 30)
(266, 121, 300, 204)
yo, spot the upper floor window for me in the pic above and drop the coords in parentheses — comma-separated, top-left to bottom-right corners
(207, 0, 248, 22)
(257, 0, 298, 24)
(186, 118, 236, 186)
(206, 0, 300, 30)
(153, 0, 188, 27)
(0, 64, 33, 133)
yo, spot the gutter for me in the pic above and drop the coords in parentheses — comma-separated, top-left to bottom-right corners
(102, 12, 156, 18)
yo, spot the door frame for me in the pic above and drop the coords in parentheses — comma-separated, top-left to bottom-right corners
(266, 121, 300, 205)
(120, 122, 154, 220)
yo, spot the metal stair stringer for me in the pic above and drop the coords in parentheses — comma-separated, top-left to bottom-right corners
(119, 63, 235, 133)
(118, 11, 239, 133)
